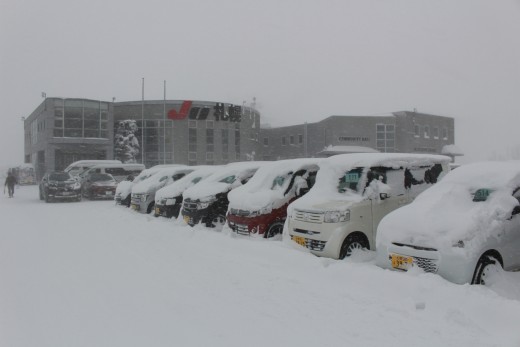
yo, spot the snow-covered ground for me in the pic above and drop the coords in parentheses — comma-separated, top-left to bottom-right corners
(1, 185, 520, 347)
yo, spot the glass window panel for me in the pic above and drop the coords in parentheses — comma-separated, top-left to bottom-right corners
(64, 129, 82, 137)
(84, 129, 99, 138)
(376, 132, 385, 140)
(376, 124, 385, 132)
(65, 100, 83, 107)
(386, 132, 395, 140)
(83, 101, 99, 109)
(53, 128, 63, 137)
(386, 125, 395, 131)
(377, 140, 385, 148)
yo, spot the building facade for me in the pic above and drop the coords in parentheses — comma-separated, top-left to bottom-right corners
(260, 111, 455, 160)
(24, 97, 456, 180)
(24, 98, 260, 179)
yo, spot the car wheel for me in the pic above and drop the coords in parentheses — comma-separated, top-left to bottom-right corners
(472, 255, 502, 285)
(147, 202, 155, 214)
(264, 221, 284, 238)
(339, 233, 369, 259)
(209, 214, 226, 230)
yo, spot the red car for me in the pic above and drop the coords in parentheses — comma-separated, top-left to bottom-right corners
(227, 159, 320, 238)
(82, 173, 118, 200)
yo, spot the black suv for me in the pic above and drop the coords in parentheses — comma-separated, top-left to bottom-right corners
(39, 171, 82, 202)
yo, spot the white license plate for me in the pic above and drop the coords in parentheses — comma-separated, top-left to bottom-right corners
(105, 191, 113, 195)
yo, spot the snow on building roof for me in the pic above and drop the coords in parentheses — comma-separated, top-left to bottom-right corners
(318, 145, 379, 157)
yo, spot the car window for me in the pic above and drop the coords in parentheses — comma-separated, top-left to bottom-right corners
(90, 173, 114, 182)
(219, 175, 236, 184)
(49, 173, 72, 181)
(191, 177, 202, 184)
(473, 188, 492, 202)
(159, 176, 169, 182)
(271, 175, 287, 190)
(172, 173, 186, 181)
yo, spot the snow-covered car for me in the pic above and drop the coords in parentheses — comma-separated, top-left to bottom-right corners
(154, 166, 219, 218)
(81, 173, 118, 200)
(181, 161, 268, 229)
(39, 171, 82, 202)
(376, 161, 520, 285)
(115, 165, 181, 207)
(285, 153, 451, 259)
(227, 159, 320, 238)
(131, 166, 194, 214)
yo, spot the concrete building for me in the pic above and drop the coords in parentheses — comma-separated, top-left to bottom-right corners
(24, 98, 260, 179)
(260, 111, 456, 161)
(24, 97, 456, 180)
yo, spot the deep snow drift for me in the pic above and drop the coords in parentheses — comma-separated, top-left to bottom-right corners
(1, 186, 520, 347)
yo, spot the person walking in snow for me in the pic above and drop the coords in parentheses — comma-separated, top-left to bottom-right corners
(4, 172, 17, 198)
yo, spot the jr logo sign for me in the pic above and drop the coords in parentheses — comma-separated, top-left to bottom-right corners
(167, 101, 242, 122)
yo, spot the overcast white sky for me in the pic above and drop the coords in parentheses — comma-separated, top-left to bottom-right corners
(1, 0, 519, 166)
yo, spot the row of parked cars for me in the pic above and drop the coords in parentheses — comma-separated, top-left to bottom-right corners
(39, 161, 145, 202)
(48, 155, 520, 286)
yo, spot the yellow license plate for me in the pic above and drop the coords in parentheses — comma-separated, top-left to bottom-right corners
(131, 204, 138, 210)
(183, 215, 190, 224)
(391, 254, 413, 270)
(292, 235, 307, 247)
(155, 207, 160, 215)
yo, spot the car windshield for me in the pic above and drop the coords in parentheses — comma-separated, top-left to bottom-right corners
(473, 188, 493, 202)
(219, 175, 236, 184)
(338, 168, 363, 193)
(271, 174, 289, 190)
(49, 173, 72, 181)
(90, 173, 114, 182)
(191, 177, 202, 184)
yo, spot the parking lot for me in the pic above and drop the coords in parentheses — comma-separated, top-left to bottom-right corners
(1, 185, 520, 347)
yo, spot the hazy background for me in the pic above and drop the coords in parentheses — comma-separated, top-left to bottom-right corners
(1, 0, 519, 168)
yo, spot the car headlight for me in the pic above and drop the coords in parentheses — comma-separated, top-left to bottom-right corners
(73, 182, 81, 190)
(324, 210, 350, 223)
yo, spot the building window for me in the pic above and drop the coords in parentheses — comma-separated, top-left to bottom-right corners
(206, 120, 214, 129)
(234, 125, 240, 156)
(414, 124, 420, 137)
(263, 137, 269, 146)
(206, 152, 214, 161)
(55, 99, 108, 139)
(443, 127, 448, 140)
(298, 134, 303, 144)
(189, 128, 197, 152)
(188, 152, 197, 166)
(282, 136, 286, 146)
(206, 128, 214, 152)
(188, 120, 197, 128)
(433, 127, 439, 139)
(290, 135, 294, 145)
(376, 124, 395, 153)
(424, 125, 430, 138)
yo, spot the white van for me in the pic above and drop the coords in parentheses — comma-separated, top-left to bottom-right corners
(285, 153, 451, 259)
(79, 163, 145, 183)
(64, 160, 122, 177)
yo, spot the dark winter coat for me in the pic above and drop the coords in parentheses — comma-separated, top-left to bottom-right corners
(5, 175, 17, 187)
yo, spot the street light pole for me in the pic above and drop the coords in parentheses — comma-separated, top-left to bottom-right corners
(141, 78, 145, 166)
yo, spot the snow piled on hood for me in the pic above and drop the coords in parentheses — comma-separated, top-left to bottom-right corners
(132, 166, 194, 194)
(155, 166, 219, 203)
(228, 158, 321, 211)
(289, 153, 451, 213)
(377, 161, 520, 253)
(182, 161, 268, 201)
(115, 166, 171, 197)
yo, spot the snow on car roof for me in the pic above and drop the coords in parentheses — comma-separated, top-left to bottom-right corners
(292, 153, 452, 209)
(182, 161, 269, 201)
(376, 160, 520, 252)
(155, 166, 220, 202)
(228, 158, 321, 211)
(132, 166, 193, 194)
